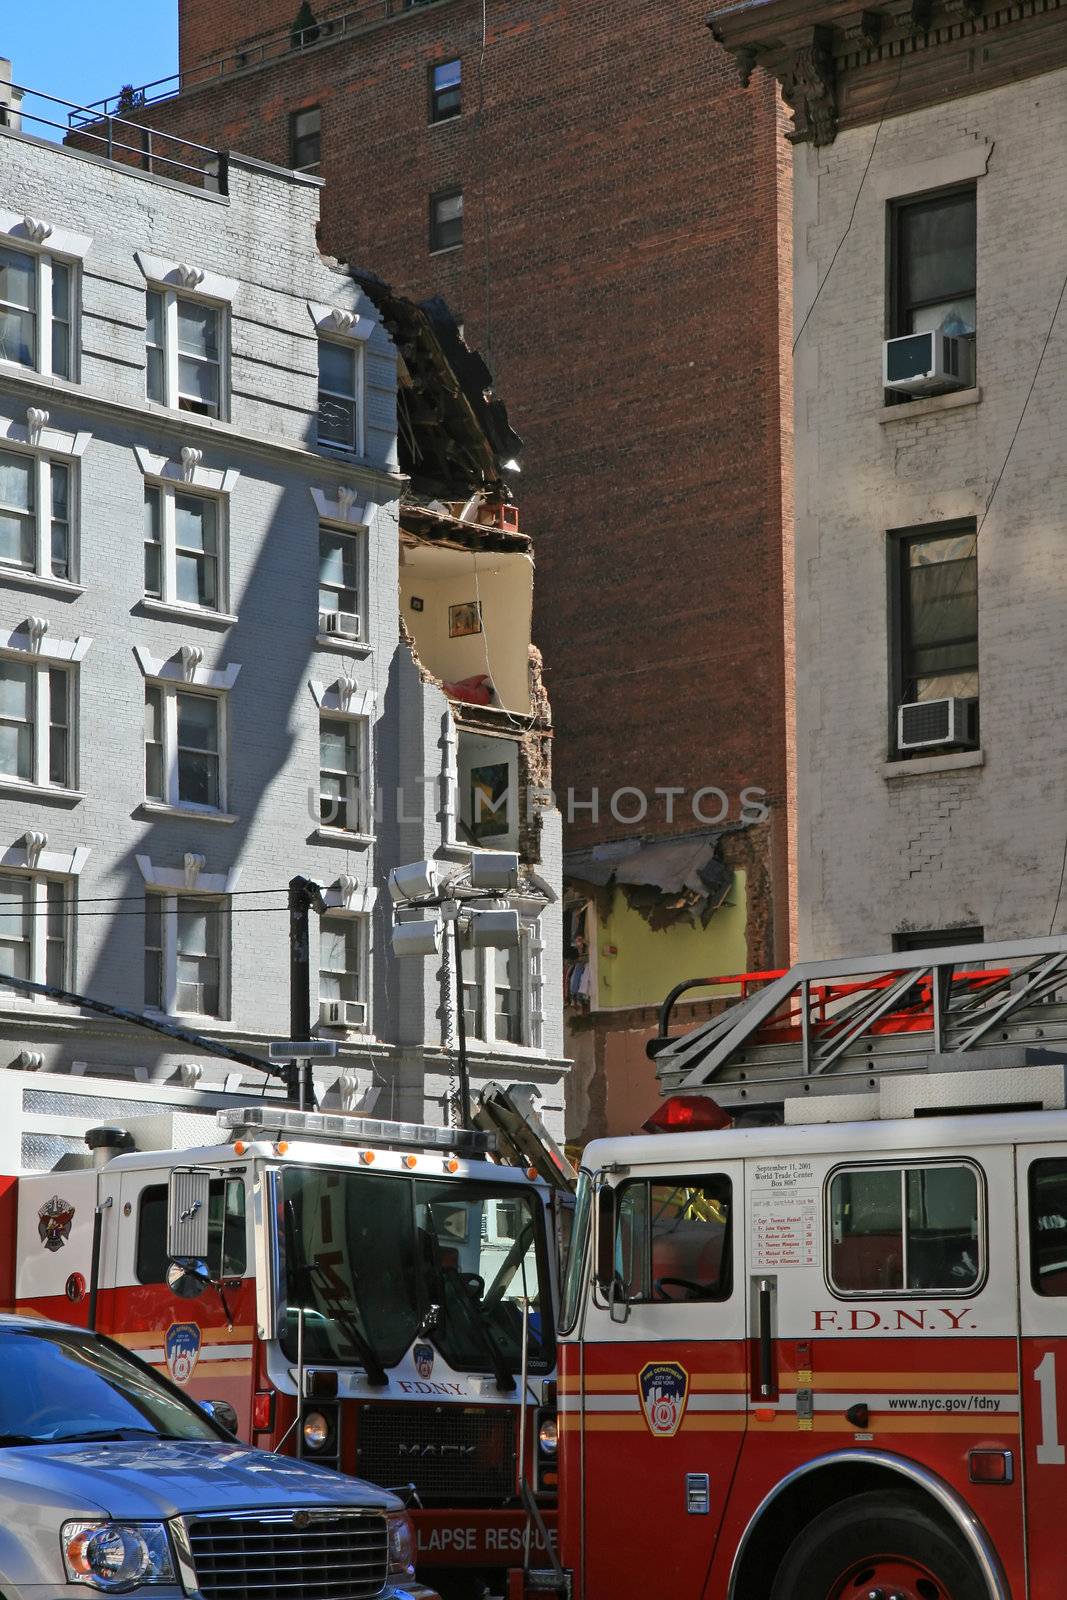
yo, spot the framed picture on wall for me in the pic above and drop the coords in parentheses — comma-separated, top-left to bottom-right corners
(470, 762, 510, 840)
(449, 600, 482, 637)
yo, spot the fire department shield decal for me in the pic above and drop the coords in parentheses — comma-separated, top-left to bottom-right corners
(638, 1361, 690, 1437)
(38, 1195, 75, 1252)
(414, 1342, 435, 1379)
(165, 1322, 202, 1385)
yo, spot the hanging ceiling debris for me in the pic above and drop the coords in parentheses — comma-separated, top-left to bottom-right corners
(353, 269, 523, 501)
(564, 831, 735, 931)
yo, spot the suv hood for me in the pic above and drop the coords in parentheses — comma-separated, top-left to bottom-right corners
(0, 1441, 398, 1520)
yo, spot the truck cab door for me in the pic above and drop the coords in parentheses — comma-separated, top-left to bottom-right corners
(578, 1161, 746, 1600)
(1017, 1143, 1067, 1595)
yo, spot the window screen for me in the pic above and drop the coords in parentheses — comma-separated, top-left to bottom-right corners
(136, 1179, 247, 1284)
(1029, 1158, 1067, 1297)
(614, 1176, 731, 1304)
(828, 1163, 981, 1294)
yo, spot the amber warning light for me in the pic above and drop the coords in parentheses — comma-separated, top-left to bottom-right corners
(643, 1094, 732, 1134)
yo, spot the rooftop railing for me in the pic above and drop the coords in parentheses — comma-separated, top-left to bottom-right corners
(6, 81, 226, 192)
(71, 0, 446, 119)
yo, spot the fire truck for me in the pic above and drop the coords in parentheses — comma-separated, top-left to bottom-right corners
(542, 934, 1067, 1600)
(3, 1076, 571, 1600)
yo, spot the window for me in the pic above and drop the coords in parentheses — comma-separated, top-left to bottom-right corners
(0, 244, 73, 378)
(0, 447, 74, 583)
(430, 189, 463, 253)
(290, 106, 321, 173)
(318, 916, 368, 1027)
(611, 1176, 731, 1305)
(318, 341, 359, 451)
(146, 289, 224, 418)
(143, 484, 223, 611)
(1029, 1159, 1067, 1297)
(0, 657, 74, 790)
(136, 1179, 246, 1284)
(430, 60, 461, 123)
(460, 919, 543, 1048)
(318, 523, 362, 634)
(144, 684, 224, 812)
(892, 523, 978, 743)
(0, 873, 68, 987)
(828, 1162, 981, 1295)
(319, 716, 365, 833)
(144, 893, 225, 1017)
(890, 186, 976, 338)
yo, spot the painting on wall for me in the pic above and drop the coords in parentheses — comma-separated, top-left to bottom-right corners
(470, 762, 511, 841)
(449, 600, 482, 638)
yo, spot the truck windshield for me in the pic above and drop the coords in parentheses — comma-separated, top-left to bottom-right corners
(280, 1167, 552, 1374)
(0, 1327, 221, 1444)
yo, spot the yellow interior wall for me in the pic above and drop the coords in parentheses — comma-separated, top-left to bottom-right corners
(594, 870, 748, 1010)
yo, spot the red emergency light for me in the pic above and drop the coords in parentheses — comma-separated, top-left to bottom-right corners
(642, 1094, 732, 1134)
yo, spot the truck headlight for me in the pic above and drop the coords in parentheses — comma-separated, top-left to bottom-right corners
(538, 1413, 558, 1455)
(301, 1410, 330, 1450)
(387, 1511, 415, 1578)
(63, 1522, 175, 1591)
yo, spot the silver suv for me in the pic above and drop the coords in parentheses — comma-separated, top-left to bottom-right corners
(0, 1316, 437, 1600)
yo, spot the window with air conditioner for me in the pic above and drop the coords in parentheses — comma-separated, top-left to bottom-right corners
(318, 915, 368, 1031)
(885, 186, 976, 398)
(318, 522, 363, 640)
(890, 522, 978, 758)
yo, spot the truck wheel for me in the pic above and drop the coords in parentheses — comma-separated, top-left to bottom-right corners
(769, 1490, 987, 1600)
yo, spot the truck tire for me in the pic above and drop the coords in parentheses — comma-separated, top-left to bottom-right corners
(768, 1489, 988, 1600)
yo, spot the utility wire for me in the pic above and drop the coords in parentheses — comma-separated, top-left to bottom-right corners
(0, 884, 296, 910)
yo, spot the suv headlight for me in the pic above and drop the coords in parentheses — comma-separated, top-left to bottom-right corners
(63, 1522, 176, 1591)
(387, 1512, 415, 1579)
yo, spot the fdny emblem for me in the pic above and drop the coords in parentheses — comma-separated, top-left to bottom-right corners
(38, 1195, 75, 1252)
(414, 1343, 435, 1379)
(165, 1322, 202, 1384)
(638, 1361, 690, 1437)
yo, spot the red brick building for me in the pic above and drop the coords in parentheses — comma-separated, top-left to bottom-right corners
(110, 0, 794, 1140)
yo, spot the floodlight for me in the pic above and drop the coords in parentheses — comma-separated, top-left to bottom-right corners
(391, 918, 443, 959)
(467, 909, 521, 949)
(388, 860, 439, 903)
(469, 851, 519, 892)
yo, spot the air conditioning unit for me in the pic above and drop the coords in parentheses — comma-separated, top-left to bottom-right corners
(883, 330, 974, 396)
(319, 999, 368, 1029)
(319, 610, 361, 639)
(897, 697, 978, 752)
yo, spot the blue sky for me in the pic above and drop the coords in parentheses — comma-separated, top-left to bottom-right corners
(4, 2, 177, 116)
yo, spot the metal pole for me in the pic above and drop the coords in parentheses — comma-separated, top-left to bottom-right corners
(289, 876, 313, 1041)
(452, 916, 473, 1129)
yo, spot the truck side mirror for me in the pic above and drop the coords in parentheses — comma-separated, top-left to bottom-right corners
(594, 1184, 616, 1297)
(167, 1258, 210, 1300)
(168, 1168, 212, 1262)
(200, 1398, 239, 1435)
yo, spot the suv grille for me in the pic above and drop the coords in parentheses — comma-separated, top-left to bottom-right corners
(357, 1402, 517, 1504)
(186, 1510, 388, 1600)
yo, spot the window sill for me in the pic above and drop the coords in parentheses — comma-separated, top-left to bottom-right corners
(315, 632, 371, 657)
(882, 748, 984, 780)
(429, 243, 463, 257)
(144, 1006, 228, 1026)
(310, 827, 374, 846)
(137, 801, 239, 824)
(138, 599, 238, 628)
(0, 569, 84, 598)
(438, 840, 521, 860)
(878, 386, 981, 424)
(0, 778, 84, 805)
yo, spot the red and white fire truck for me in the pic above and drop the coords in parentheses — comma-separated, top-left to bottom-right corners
(544, 934, 1067, 1600)
(4, 1081, 571, 1600)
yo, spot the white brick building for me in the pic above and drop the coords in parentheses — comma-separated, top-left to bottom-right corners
(0, 85, 565, 1149)
(709, 2, 1067, 958)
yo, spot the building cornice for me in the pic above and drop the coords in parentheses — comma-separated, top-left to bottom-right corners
(708, 0, 1067, 143)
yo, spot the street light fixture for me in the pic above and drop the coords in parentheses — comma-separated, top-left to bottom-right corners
(389, 852, 522, 1128)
